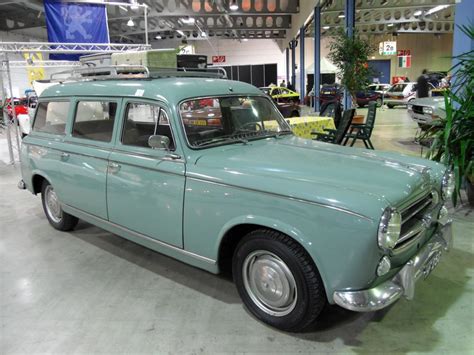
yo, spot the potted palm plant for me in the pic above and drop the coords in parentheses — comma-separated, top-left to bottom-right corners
(327, 29, 375, 106)
(423, 24, 474, 206)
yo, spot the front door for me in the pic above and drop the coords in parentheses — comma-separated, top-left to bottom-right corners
(107, 100, 185, 248)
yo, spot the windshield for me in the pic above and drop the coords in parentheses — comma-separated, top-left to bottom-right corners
(180, 96, 292, 148)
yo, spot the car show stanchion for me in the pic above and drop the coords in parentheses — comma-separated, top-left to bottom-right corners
(0, 57, 15, 164)
(0, 41, 151, 165)
(313, 5, 321, 113)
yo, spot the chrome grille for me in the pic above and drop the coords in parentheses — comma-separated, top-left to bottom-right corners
(412, 105, 424, 115)
(395, 192, 435, 248)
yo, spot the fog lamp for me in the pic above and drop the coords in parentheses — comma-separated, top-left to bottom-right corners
(438, 205, 450, 225)
(377, 256, 391, 276)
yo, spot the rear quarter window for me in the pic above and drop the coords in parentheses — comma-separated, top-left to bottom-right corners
(33, 101, 70, 135)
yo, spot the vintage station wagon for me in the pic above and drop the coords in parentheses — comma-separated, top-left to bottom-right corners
(19, 68, 454, 331)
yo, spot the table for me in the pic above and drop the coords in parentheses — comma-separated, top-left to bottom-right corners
(352, 114, 365, 124)
(280, 116, 336, 139)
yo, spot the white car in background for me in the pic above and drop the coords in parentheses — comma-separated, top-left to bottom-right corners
(385, 82, 436, 108)
(368, 83, 391, 95)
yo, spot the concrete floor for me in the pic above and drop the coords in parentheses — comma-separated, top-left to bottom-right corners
(1, 107, 473, 354)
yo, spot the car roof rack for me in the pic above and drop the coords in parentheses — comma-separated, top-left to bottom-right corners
(47, 65, 227, 83)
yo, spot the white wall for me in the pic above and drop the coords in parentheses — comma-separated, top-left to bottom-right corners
(192, 38, 287, 80)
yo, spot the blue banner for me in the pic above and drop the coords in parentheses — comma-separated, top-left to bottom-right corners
(44, 0, 110, 60)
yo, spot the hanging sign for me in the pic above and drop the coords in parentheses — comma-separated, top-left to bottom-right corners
(379, 41, 397, 55)
(212, 55, 226, 63)
(44, 0, 110, 61)
(23, 52, 45, 84)
(397, 49, 411, 68)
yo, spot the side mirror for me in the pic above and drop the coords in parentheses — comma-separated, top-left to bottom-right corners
(148, 135, 170, 149)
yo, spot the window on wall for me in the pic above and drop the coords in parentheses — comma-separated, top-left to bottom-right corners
(32, 101, 70, 135)
(122, 102, 175, 150)
(72, 101, 117, 142)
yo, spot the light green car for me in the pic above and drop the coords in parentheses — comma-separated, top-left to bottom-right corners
(19, 73, 454, 332)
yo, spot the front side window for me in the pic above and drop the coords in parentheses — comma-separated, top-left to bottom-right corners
(72, 101, 117, 142)
(122, 102, 175, 150)
(33, 101, 70, 135)
(179, 96, 291, 148)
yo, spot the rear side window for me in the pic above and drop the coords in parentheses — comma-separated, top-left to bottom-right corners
(33, 101, 69, 135)
(72, 101, 117, 142)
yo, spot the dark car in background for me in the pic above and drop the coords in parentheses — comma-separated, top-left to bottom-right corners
(355, 90, 383, 108)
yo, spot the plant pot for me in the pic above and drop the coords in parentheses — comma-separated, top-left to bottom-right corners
(466, 180, 474, 206)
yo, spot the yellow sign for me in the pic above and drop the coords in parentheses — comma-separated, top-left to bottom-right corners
(23, 52, 45, 84)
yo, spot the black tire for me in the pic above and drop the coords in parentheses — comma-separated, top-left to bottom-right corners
(387, 104, 394, 109)
(376, 98, 382, 107)
(290, 110, 300, 117)
(41, 180, 78, 231)
(233, 229, 326, 332)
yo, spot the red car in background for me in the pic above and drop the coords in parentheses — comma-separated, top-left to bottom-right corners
(4, 98, 28, 120)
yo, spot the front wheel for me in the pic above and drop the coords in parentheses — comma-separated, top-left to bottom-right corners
(233, 229, 326, 332)
(376, 98, 383, 107)
(41, 181, 78, 231)
(387, 104, 394, 109)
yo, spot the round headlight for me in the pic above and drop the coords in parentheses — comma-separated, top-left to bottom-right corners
(378, 208, 402, 250)
(423, 106, 433, 114)
(442, 170, 455, 199)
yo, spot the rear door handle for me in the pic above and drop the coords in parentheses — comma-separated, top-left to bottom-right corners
(109, 162, 121, 174)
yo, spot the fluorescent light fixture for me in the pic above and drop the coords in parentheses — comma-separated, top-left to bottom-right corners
(387, 23, 394, 27)
(176, 30, 185, 36)
(426, 5, 449, 15)
(127, 18, 134, 27)
(338, 13, 345, 18)
(155, 35, 162, 39)
(229, 0, 238, 11)
(201, 31, 207, 37)
(130, 0, 139, 10)
(181, 17, 195, 24)
(414, 10, 422, 16)
(242, 38, 248, 42)
(322, 25, 330, 30)
(119, 5, 128, 11)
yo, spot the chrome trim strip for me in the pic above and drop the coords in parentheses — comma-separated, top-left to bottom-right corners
(399, 190, 432, 214)
(397, 222, 425, 245)
(108, 159, 184, 177)
(64, 204, 216, 265)
(187, 176, 373, 221)
(401, 198, 433, 224)
(111, 148, 185, 163)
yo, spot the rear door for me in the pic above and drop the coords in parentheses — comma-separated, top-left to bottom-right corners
(57, 97, 120, 219)
(106, 99, 185, 247)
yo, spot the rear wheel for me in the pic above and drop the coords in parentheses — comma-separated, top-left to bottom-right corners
(41, 181, 78, 231)
(233, 229, 326, 332)
(387, 104, 394, 109)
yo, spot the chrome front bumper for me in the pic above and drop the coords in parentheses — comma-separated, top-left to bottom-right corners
(333, 221, 453, 312)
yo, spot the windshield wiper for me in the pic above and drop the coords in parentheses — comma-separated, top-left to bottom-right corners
(194, 136, 248, 147)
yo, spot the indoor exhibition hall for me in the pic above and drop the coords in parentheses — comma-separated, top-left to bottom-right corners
(0, 0, 473, 353)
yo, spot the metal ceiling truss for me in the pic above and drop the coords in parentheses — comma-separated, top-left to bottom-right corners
(0, 42, 150, 53)
(309, 0, 456, 36)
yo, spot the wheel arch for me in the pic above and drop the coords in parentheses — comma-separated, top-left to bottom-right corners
(216, 217, 330, 299)
(31, 172, 51, 194)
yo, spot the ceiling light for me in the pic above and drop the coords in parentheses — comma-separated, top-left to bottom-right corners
(242, 38, 248, 42)
(414, 10, 422, 16)
(322, 25, 330, 30)
(181, 17, 195, 24)
(130, 0, 139, 10)
(230, 0, 238, 11)
(338, 13, 345, 18)
(127, 18, 135, 27)
(201, 31, 207, 37)
(176, 30, 185, 36)
(155, 35, 162, 39)
(119, 5, 128, 11)
(387, 23, 394, 27)
(425, 5, 449, 16)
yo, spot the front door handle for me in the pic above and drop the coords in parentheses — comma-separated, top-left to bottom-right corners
(109, 162, 121, 174)
(60, 152, 70, 159)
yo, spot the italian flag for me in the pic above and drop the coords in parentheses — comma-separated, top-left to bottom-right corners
(398, 55, 411, 68)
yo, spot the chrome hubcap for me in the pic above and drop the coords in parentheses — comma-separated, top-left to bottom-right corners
(242, 250, 297, 317)
(45, 185, 62, 223)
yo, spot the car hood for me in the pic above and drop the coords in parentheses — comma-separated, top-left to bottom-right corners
(411, 97, 445, 108)
(187, 136, 444, 220)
